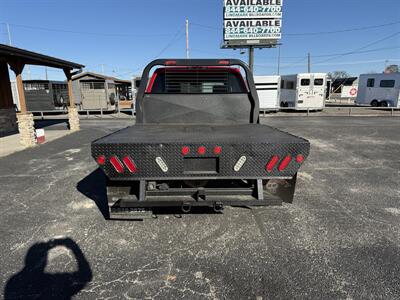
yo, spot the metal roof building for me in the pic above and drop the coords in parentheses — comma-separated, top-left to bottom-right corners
(0, 44, 83, 145)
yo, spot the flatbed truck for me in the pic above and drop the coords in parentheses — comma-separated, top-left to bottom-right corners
(91, 59, 310, 219)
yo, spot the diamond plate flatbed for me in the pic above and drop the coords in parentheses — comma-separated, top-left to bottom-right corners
(92, 124, 310, 180)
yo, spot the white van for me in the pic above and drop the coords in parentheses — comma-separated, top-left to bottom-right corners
(254, 75, 280, 111)
(356, 73, 400, 107)
(280, 73, 327, 110)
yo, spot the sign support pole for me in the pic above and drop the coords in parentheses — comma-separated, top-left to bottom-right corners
(186, 19, 190, 59)
(248, 46, 254, 73)
(277, 45, 281, 75)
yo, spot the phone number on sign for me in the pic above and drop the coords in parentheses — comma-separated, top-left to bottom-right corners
(225, 6, 282, 13)
(225, 27, 281, 34)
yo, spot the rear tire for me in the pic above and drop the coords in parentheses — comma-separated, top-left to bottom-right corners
(371, 100, 379, 107)
(380, 100, 388, 107)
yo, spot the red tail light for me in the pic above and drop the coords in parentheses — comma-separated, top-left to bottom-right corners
(213, 146, 222, 155)
(296, 154, 304, 163)
(218, 60, 230, 65)
(110, 156, 124, 173)
(97, 155, 106, 166)
(198, 146, 206, 155)
(123, 156, 137, 173)
(182, 146, 190, 155)
(266, 155, 279, 172)
(278, 155, 292, 172)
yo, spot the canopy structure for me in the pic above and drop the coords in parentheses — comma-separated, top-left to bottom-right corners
(0, 44, 84, 142)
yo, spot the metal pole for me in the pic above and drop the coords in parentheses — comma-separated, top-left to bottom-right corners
(45, 67, 48, 80)
(186, 19, 189, 59)
(6, 23, 12, 46)
(307, 52, 311, 73)
(277, 45, 281, 75)
(248, 46, 254, 72)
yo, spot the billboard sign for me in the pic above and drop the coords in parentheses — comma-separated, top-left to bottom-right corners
(224, 0, 283, 19)
(223, 0, 283, 48)
(224, 19, 281, 40)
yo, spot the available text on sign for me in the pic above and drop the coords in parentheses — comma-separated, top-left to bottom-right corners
(224, 0, 283, 19)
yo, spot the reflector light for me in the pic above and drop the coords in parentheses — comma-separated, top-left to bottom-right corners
(156, 157, 168, 172)
(110, 156, 124, 173)
(97, 155, 106, 166)
(296, 154, 305, 163)
(123, 156, 137, 173)
(266, 155, 279, 172)
(214, 146, 222, 155)
(219, 60, 230, 65)
(278, 155, 292, 172)
(182, 146, 190, 155)
(198, 146, 206, 155)
(165, 60, 177, 65)
(234, 156, 247, 172)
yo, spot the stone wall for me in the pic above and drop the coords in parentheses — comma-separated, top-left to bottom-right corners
(0, 108, 18, 137)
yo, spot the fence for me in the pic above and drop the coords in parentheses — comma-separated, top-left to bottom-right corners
(31, 105, 400, 120)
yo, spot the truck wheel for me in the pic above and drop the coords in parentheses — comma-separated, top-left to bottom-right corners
(380, 101, 388, 107)
(371, 100, 379, 107)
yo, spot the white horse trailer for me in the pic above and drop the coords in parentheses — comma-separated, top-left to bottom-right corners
(280, 73, 327, 110)
(356, 73, 400, 107)
(254, 76, 280, 111)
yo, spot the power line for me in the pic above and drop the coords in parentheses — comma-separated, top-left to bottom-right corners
(192, 46, 400, 60)
(113, 26, 185, 78)
(285, 20, 400, 36)
(190, 20, 400, 36)
(0, 22, 176, 37)
(315, 31, 400, 64)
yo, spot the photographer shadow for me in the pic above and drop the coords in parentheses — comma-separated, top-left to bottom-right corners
(4, 238, 92, 300)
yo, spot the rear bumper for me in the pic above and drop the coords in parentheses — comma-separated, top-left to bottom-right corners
(105, 176, 298, 219)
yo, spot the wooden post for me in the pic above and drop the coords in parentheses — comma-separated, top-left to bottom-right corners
(64, 68, 80, 131)
(0, 61, 14, 109)
(63, 68, 75, 108)
(9, 60, 36, 146)
(9, 61, 26, 113)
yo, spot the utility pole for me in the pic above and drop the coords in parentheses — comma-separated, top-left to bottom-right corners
(6, 23, 12, 46)
(101, 64, 105, 74)
(248, 46, 254, 72)
(277, 45, 281, 75)
(45, 67, 48, 80)
(27, 65, 31, 80)
(185, 19, 189, 59)
(307, 52, 311, 73)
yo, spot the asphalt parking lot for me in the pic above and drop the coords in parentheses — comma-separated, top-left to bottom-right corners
(1, 117, 399, 299)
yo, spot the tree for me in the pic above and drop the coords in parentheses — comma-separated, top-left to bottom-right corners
(384, 64, 399, 74)
(328, 71, 350, 79)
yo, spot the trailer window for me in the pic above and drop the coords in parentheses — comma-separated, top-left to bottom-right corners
(314, 78, 324, 86)
(147, 68, 247, 94)
(301, 79, 310, 86)
(24, 83, 49, 91)
(367, 78, 375, 87)
(81, 82, 105, 90)
(380, 80, 395, 88)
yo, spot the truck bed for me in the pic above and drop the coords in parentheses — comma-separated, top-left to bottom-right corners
(94, 124, 307, 144)
(92, 124, 310, 180)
